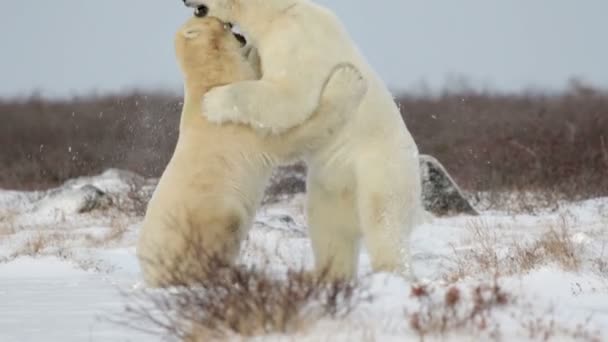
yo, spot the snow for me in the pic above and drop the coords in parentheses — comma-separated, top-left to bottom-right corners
(0, 172, 606, 341)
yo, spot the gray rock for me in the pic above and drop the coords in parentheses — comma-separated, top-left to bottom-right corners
(33, 169, 153, 216)
(34, 184, 111, 215)
(262, 163, 307, 205)
(419, 155, 478, 216)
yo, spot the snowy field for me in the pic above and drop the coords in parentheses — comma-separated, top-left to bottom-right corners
(1, 170, 607, 341)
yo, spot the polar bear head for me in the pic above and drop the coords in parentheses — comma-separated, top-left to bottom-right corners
(182, 0, 238, 22)
(175, 16, 255, 88)
(181, 0, 297, 33)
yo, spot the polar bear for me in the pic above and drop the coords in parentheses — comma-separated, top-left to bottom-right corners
(181, 0, 423, 279)
(136, 16, 367, 287)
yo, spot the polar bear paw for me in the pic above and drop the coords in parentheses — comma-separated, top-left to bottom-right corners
(323, 63, 368, 105)
(201, 85, 243, 125)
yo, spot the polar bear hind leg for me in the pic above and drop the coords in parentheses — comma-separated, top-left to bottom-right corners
(306, 179, 361, 280)
(355, 151, 422, 279)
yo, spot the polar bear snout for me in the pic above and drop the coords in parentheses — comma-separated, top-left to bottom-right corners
(183, 0, 206, 7)
(182, 0, 209, 16)
(194, 5, 209, 18)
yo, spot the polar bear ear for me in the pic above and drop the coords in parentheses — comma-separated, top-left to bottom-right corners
(182, 28, 202, 39)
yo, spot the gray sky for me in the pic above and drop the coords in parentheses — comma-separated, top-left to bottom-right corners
(1, 1, 607, 98)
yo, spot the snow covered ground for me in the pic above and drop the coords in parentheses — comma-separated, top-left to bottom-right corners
(0, 171, 606, 341)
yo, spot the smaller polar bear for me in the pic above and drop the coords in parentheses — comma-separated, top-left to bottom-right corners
(182, 0, 424, 279)
(136, 16, 367, 287)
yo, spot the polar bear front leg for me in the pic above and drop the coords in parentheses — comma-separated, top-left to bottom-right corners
(202, 78, 322, 135)
(272, 63, 367, 160)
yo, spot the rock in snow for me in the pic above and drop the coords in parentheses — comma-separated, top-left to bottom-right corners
(419, 154, 479, 216)
(34, 184, 110, 215)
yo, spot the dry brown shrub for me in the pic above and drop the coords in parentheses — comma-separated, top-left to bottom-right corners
(0, 91, 180, 189)
(407, 278, 510, 339)
(2, 84, 607, 211)
(400, 81, 608, 208)
(115, 232, 372, 341)
(118, 252, 371, 341)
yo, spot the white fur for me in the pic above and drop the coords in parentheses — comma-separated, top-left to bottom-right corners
(137, 16, 367, 286)
(183, 0, 424, 279)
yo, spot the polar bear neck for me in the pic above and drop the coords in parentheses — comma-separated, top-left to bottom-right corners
(180, 82, 209, 129)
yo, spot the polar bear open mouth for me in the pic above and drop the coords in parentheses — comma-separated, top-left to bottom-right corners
(225, 22, 247, 47)
(232, 30, 247, 46)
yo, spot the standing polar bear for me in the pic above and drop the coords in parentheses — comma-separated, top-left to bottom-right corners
(182, 0, 423, 279)
(137, 16, 367, 287)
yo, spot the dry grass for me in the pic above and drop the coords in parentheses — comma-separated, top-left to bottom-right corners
(447, 217, 584, 281)
(446, 220, 500, 282)
(0, 210, 18, 238)
(591, 243, 608, 278)
(536, 224, 581, 271)
(15, 232, 50, 256)
(509, 218, 582, 273)
(84, 217, 131, 247)
(10, 231, 71, 258)
(102, 218, 130, 243)
(0, 228, 117, 272)
(522, 315, 601, 342)
(0, 224, 16, 240)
